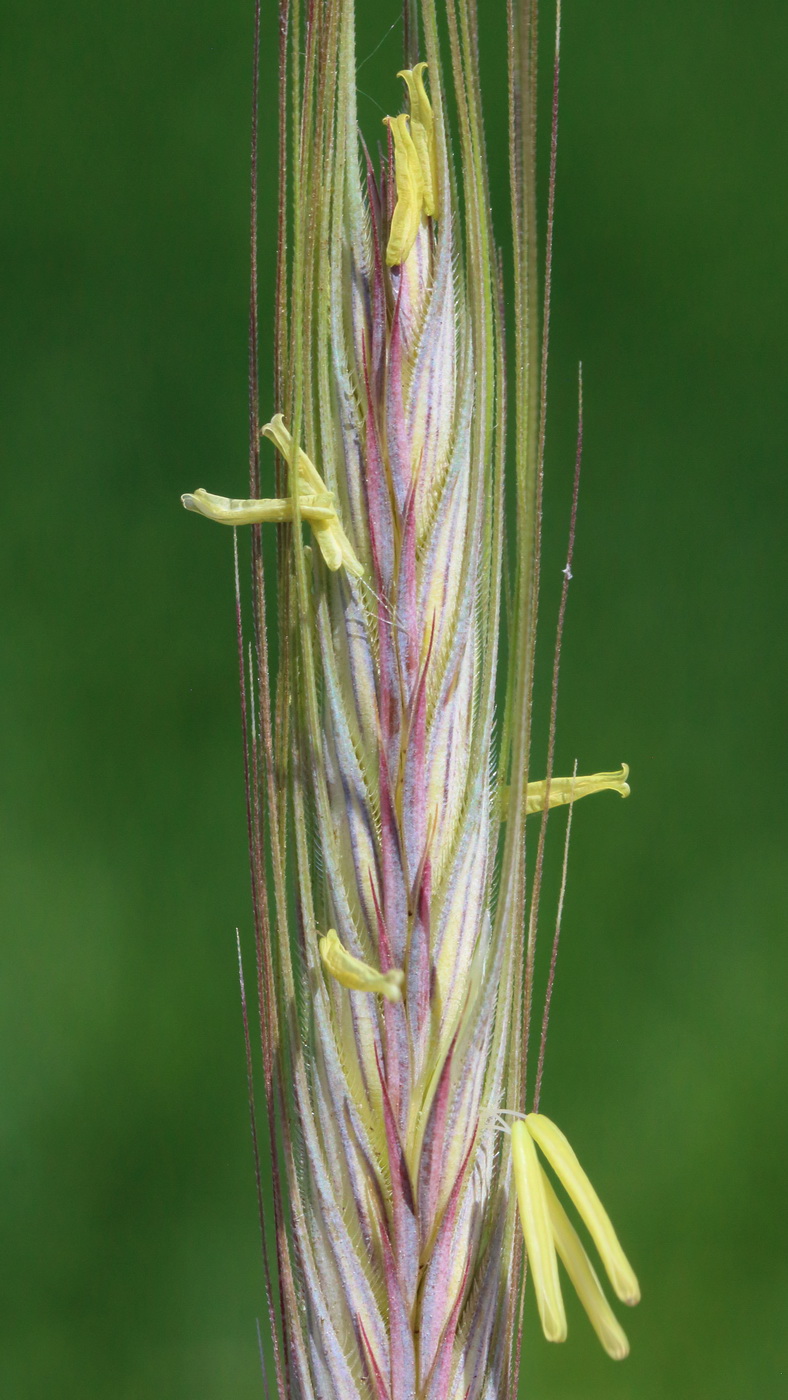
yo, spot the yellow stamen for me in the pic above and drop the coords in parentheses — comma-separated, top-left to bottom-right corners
(526, 1113, 641, 1306)
(511, 1120, 567, 1343)
(397, 63, 438, 218)
(262, 415, 364, 578)
(260, 414, 325, 495)
(542, 1169, 630, 1359)
(182, 488, 336, 527)
(181, 415, 364, 580)
(526, 765, 630, 814)
(383, 113, 424, 267)
(318, 929, 405, 1003)
(499, 764, 630, 820)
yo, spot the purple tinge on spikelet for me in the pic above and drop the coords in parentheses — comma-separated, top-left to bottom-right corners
(289, 76, 509, 1400)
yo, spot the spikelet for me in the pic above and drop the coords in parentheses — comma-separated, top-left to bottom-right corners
(182, 1, 641, 1395)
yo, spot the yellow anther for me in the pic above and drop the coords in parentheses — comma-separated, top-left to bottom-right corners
(260, 414, 325, 495)
(383, 113, 424, 267)
(525, 1113, 641, 1307)
(499, 765, 630, 821)
(181, 414, 364, 580)
(182, 488, 336, 527)
(526, 765, 630, 815)
(318, 929, 405, 1003)
(262, 415, 364, 578)
(511, 1113, 639, 1357)
(542, 1170, 630, 1359)
(397, 62, 438, 218)
(511, 1120, 567, 1343)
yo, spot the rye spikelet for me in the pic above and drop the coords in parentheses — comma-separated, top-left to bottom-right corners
(182, 1, 640, 1394)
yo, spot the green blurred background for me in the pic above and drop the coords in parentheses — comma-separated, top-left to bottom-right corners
(2, 1, 786, 1395)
